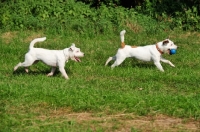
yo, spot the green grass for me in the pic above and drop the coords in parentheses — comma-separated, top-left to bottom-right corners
(1, 29, 200, 131)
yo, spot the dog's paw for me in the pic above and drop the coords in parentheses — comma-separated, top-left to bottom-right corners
(25, 68, 29, 73)
(47, 73, 53, 77)
(170, 64, 175, 67)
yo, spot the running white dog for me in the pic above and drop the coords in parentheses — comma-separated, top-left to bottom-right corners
(14, 37, 84, 79)
(105, 30, 177, 72)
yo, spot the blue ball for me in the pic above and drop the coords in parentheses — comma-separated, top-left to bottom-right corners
(170, 49, 176, 55)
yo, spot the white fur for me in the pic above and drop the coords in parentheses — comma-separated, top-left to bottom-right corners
(105, 30, 177, 72)
(14, 37, 84, 79)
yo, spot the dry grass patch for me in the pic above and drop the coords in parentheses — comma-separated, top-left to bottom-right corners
(1, 31, 45, 44)
(24, 31, 45, 43)
(126, 21, 142, 33)
(8, 105, 198, 132)
(1, 31, 17, 44)
(9, 100, 199, 131)
(60, 112, 200, 131)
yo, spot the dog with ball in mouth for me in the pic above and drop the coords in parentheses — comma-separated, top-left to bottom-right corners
(105, 30, 177, 72)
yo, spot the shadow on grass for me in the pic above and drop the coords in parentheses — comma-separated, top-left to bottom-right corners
(106, 59, 155, 69)
(131, 62, 155, 69)
(12, 67, 72, 77)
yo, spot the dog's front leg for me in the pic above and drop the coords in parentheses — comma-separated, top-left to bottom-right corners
(154, 61, 164, 72)
(160, 57, 175, 67)
(59, 67, 69, 79)
(47, 67, 56, 77)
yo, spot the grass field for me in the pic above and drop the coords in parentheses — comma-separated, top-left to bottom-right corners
(1, 29, 200, 131)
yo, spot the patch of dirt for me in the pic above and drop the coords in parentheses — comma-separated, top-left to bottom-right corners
(1, 31, 45, 44)
(24, 32, 45, 44)
(126, 21, 142, 33)
(7, 104, 200, 131)
(1, 31, 17, 44)
(41, 108, 200, 131)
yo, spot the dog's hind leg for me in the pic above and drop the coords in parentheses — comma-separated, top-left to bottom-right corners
(14, 54, 36, 72)
(14, 61, 33, 73)
(14, 62, 22, 71)
(14, 62, 31, 73)
(47, 67, 56, 77)
(105, 56, 116, 66)
(24, 60, 39, 73)
(111, 56, 126, 68)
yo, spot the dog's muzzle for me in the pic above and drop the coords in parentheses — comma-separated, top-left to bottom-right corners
(74, 56, 81, 62)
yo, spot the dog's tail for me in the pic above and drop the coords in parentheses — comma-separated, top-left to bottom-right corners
(120, 30, 126, 48)
(29, 37, 46, 49)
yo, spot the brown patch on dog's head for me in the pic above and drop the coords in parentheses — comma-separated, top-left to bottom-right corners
(162, 40, 169, 45)
(131, 46, 137, 48)
(121, 42, 125, 48)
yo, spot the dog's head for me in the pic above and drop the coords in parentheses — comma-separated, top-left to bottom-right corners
(157, 39, 177, 54)
(67, 43, 84, 62)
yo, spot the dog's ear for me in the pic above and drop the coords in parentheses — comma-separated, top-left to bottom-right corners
(69, 47, 74, 51)
(71, 43, 75, 47)
(163, 40, 169, 45)
(69, 43, 76, 51)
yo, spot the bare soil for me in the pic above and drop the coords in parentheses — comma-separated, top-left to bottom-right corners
(45, 108, 200, 131)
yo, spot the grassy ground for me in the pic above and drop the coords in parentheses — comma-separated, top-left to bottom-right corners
(1, 29, 200, 131)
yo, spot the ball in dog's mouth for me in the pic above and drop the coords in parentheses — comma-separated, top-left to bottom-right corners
(169, 49, 176, 55)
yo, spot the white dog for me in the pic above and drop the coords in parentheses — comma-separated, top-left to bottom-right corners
(105, 30, 177, 72)
(14, 37, 84, 79)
